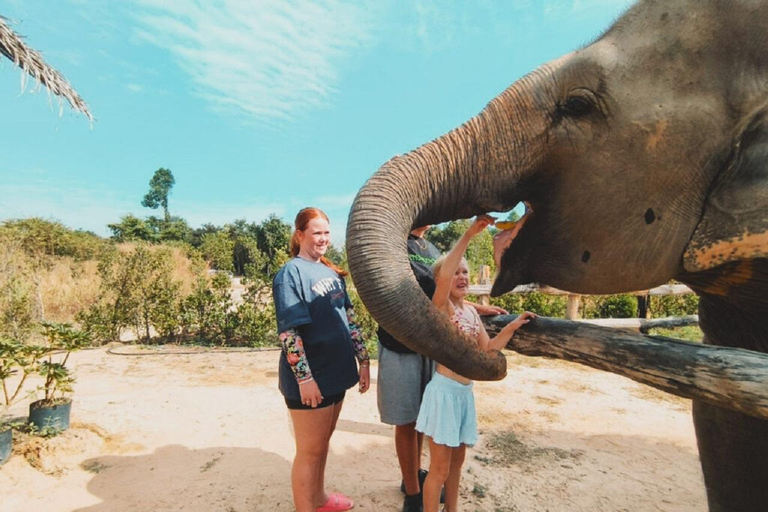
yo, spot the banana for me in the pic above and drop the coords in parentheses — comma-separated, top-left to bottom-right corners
(495, 220, 518, 230)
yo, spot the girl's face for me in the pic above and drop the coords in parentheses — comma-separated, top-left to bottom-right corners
(298, 217, 330, 261)
(450, 260, 470, 299)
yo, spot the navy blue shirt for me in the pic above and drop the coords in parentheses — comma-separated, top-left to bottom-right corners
(273, 257, 359, 400)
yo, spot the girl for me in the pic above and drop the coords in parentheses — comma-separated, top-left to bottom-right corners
(273, 207, 370, 512)
(416, 214, 536, 512)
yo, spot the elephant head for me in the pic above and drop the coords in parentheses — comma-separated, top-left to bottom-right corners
(346, 0, 768, 380)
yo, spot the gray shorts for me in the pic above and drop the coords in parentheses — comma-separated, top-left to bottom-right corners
(377, 341, 436, 426)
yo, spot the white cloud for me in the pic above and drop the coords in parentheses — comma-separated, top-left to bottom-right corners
(132, 0, 374, 125)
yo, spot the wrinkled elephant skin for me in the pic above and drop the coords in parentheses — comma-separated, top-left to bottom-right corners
(347, 1, 768, 510)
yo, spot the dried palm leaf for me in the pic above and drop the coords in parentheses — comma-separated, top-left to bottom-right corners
(0, 16, 92, 120)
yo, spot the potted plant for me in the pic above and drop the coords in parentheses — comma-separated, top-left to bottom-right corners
(0, 337, 47, 465)
(0, 408, 10, 467)
(28, 322, 90, 434)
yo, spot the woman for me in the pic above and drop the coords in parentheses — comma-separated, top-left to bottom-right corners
(273, 207, 370, 512)
(416, 214, 536, 512)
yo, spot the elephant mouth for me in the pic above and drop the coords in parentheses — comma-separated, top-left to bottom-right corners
(490, 204, 533, 293)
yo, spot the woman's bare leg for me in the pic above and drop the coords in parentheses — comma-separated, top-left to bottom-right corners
(316, 400, 344, 504)
(290, 406, 337, 512)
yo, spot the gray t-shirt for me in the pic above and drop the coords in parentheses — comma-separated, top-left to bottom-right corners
(273, 257, 358, 400)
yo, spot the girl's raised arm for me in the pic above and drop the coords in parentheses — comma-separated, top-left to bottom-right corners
(432, 215, 495, 312)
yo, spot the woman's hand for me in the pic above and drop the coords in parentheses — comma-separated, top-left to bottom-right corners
(358, 364, 370, 393)
(299, 379, 324, 408)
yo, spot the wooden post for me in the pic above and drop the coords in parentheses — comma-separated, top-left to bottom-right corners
(566, 294, 581, 320)
(478, 265, 491, 306)
(637, 292, 651, 319)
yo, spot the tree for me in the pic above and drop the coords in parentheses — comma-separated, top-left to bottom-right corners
(108, 215, 156, 243)
(255, 215, 292, 279)
(142, 168, 175, 222)
(200, 231, 235, 273)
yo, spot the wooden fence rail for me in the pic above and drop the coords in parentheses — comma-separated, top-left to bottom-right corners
(469, 268, 695, 326)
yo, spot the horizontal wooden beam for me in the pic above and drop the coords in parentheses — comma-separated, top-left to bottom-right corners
(580, 315, 699, 332)
(468, 283, 693, 296)
(483, 315, 768, 420)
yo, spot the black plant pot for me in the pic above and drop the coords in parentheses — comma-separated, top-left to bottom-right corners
(0, 427, 11, 466)
(29, 399, 72, 432)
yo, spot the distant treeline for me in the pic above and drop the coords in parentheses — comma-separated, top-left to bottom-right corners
(0, 215, 700, 352)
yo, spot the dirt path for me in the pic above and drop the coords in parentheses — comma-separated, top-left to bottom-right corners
(1, 347, 705, 511)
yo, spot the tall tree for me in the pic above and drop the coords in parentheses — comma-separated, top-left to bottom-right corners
(142, 168, 175, 221)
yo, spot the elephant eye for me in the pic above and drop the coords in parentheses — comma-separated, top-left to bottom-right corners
(558, 95, 594, 118)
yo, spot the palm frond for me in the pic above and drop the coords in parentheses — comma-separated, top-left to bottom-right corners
(0, 16, 92, 121)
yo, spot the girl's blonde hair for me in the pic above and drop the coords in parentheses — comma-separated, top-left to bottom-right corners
(290, 207, 348, 277)
(432, 255, 469, 283)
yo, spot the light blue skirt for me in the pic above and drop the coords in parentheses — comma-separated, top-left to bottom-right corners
(415, 372, 477, 448)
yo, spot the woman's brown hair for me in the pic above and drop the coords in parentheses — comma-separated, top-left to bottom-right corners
(290, 207, 348, 277)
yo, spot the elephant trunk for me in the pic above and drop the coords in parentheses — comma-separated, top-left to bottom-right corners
(346, 71, 548, 380)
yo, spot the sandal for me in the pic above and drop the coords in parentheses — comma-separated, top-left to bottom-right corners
(316, 492, 354, 512)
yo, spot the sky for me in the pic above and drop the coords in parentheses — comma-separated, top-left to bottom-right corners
(0, 0, 635, 245)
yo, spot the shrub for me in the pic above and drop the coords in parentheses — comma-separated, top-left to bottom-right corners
(591, 294, 638, 319)
(0, 218, 110, 261)
(650, 293, 699, 317)
(236, 276, 279, 347)
(78, 245, 181, 343)
(0, 239, 39, 340)
(488, 291, 567, 318)
(347, 282, 379, 359)
(180, 272, 233, 345)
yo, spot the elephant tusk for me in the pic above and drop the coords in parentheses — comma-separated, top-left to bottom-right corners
(485, 315, 768, 420)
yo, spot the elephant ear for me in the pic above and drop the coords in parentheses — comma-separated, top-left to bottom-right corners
(683, 105, 768, 272)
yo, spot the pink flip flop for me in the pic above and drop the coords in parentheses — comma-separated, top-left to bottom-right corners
(316, 492, 354, 512)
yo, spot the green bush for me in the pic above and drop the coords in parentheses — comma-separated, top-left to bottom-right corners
(347, 283, 379, 360)
(592, 294, 638, 319)
(0, 218, 110, 261)
(487, 291, 567, 318)
(236, 276, 279, 347)
(650, 293, 699, 317)
(180, 272, 233, 345)
(78, 245, 181, 343)
(0, 239, 39, 340)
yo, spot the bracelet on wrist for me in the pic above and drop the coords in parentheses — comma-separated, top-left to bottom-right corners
(298, 376, 314, 385)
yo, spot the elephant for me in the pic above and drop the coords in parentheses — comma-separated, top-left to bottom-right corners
(345, 0, 768, 510)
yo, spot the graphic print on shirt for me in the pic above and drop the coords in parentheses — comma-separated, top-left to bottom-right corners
(311, 276, 345, 303)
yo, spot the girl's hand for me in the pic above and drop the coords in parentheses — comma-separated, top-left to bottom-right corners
(468, 214, 495, 236)
(474, 304, 509, 316)
(299, 379, 324, 408)
(501, 311, 537, 336)
(358, 364, 370, 393)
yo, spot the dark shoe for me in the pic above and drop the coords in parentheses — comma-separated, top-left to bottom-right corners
(402, 493, 422, 512)
(400, 468, 428, 494)
(400, 469, 444, 504)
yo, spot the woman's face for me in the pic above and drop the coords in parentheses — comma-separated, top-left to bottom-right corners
(450, 260, 470, 299)
(298, 216, 330, 261)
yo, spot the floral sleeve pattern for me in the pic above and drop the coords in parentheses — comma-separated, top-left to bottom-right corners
(346, 307, 370, 364)
(279, 328, 312, 383)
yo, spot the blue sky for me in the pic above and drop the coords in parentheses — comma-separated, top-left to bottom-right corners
(0, 0, 633, 245)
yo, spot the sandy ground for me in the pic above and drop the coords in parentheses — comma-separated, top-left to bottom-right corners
(0, 346, 706, 512)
